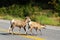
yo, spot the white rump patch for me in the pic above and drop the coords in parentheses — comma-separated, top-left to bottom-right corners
(29, 21, 32, 25)
(12, 19, 14, 23)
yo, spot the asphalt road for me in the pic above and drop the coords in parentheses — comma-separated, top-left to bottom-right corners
(0, 20, 60, 40)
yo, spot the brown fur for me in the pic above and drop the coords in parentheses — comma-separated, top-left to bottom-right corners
(27, 21, 46, 34)
(8, 17, 31, 34)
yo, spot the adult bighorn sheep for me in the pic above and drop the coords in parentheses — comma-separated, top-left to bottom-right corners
(8, 17, 31, 34)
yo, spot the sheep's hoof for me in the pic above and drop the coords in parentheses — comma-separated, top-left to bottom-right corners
(25, 32, 28, 34)
(8, 33, 11, 34)
(11, 33, 14, 35)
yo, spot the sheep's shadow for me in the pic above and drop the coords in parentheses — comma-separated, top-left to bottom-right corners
(0, 33, 11, 35)
(0, 33, 37, 36)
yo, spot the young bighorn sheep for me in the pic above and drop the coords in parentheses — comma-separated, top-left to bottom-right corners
(28, 21, 46, 34)
(26, 17, 46, 34)
(8, 17, 31, 34)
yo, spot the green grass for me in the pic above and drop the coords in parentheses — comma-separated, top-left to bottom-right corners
(36, 15, 60, 26)
(0, 15, 23, 20)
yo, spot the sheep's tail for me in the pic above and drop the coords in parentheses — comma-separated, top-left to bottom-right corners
(10, 19, 15, 27)
(8, 19, 14, 33)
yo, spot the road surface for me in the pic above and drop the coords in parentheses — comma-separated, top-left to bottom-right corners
(0, 20, 60, 40)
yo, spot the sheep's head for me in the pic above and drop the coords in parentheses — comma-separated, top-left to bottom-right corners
(25, 16, 31, 23)
(41, 24, 46, 29)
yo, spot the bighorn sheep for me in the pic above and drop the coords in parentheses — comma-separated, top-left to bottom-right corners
(8, 17, 31, 34)
(26, 17, 46, 34)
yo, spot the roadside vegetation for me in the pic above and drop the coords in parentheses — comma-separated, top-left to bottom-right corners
(0, 0, 60, 26)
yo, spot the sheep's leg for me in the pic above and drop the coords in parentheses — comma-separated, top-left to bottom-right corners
(39, 29, 42, 35)
(11, 24, 14, 35)
(25, 28, 33, 34)
(24, 27, 26, 31)
(8, 24, 13, 34)
(29, 28, 33, 35)
(25, 25, 30, 34)
(18, 27, 21, 33)
(8, 27, 11, 33)
(11, 27, 14, 35)
(10, 24, 14, 35)
(35, 28, 38, 34)
(24, 27, 27, 34)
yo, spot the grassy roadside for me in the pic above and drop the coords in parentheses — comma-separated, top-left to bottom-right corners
(36, 15, 60, 26)
(0, 14, 23, 20)
(0, 15, 60, 26)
